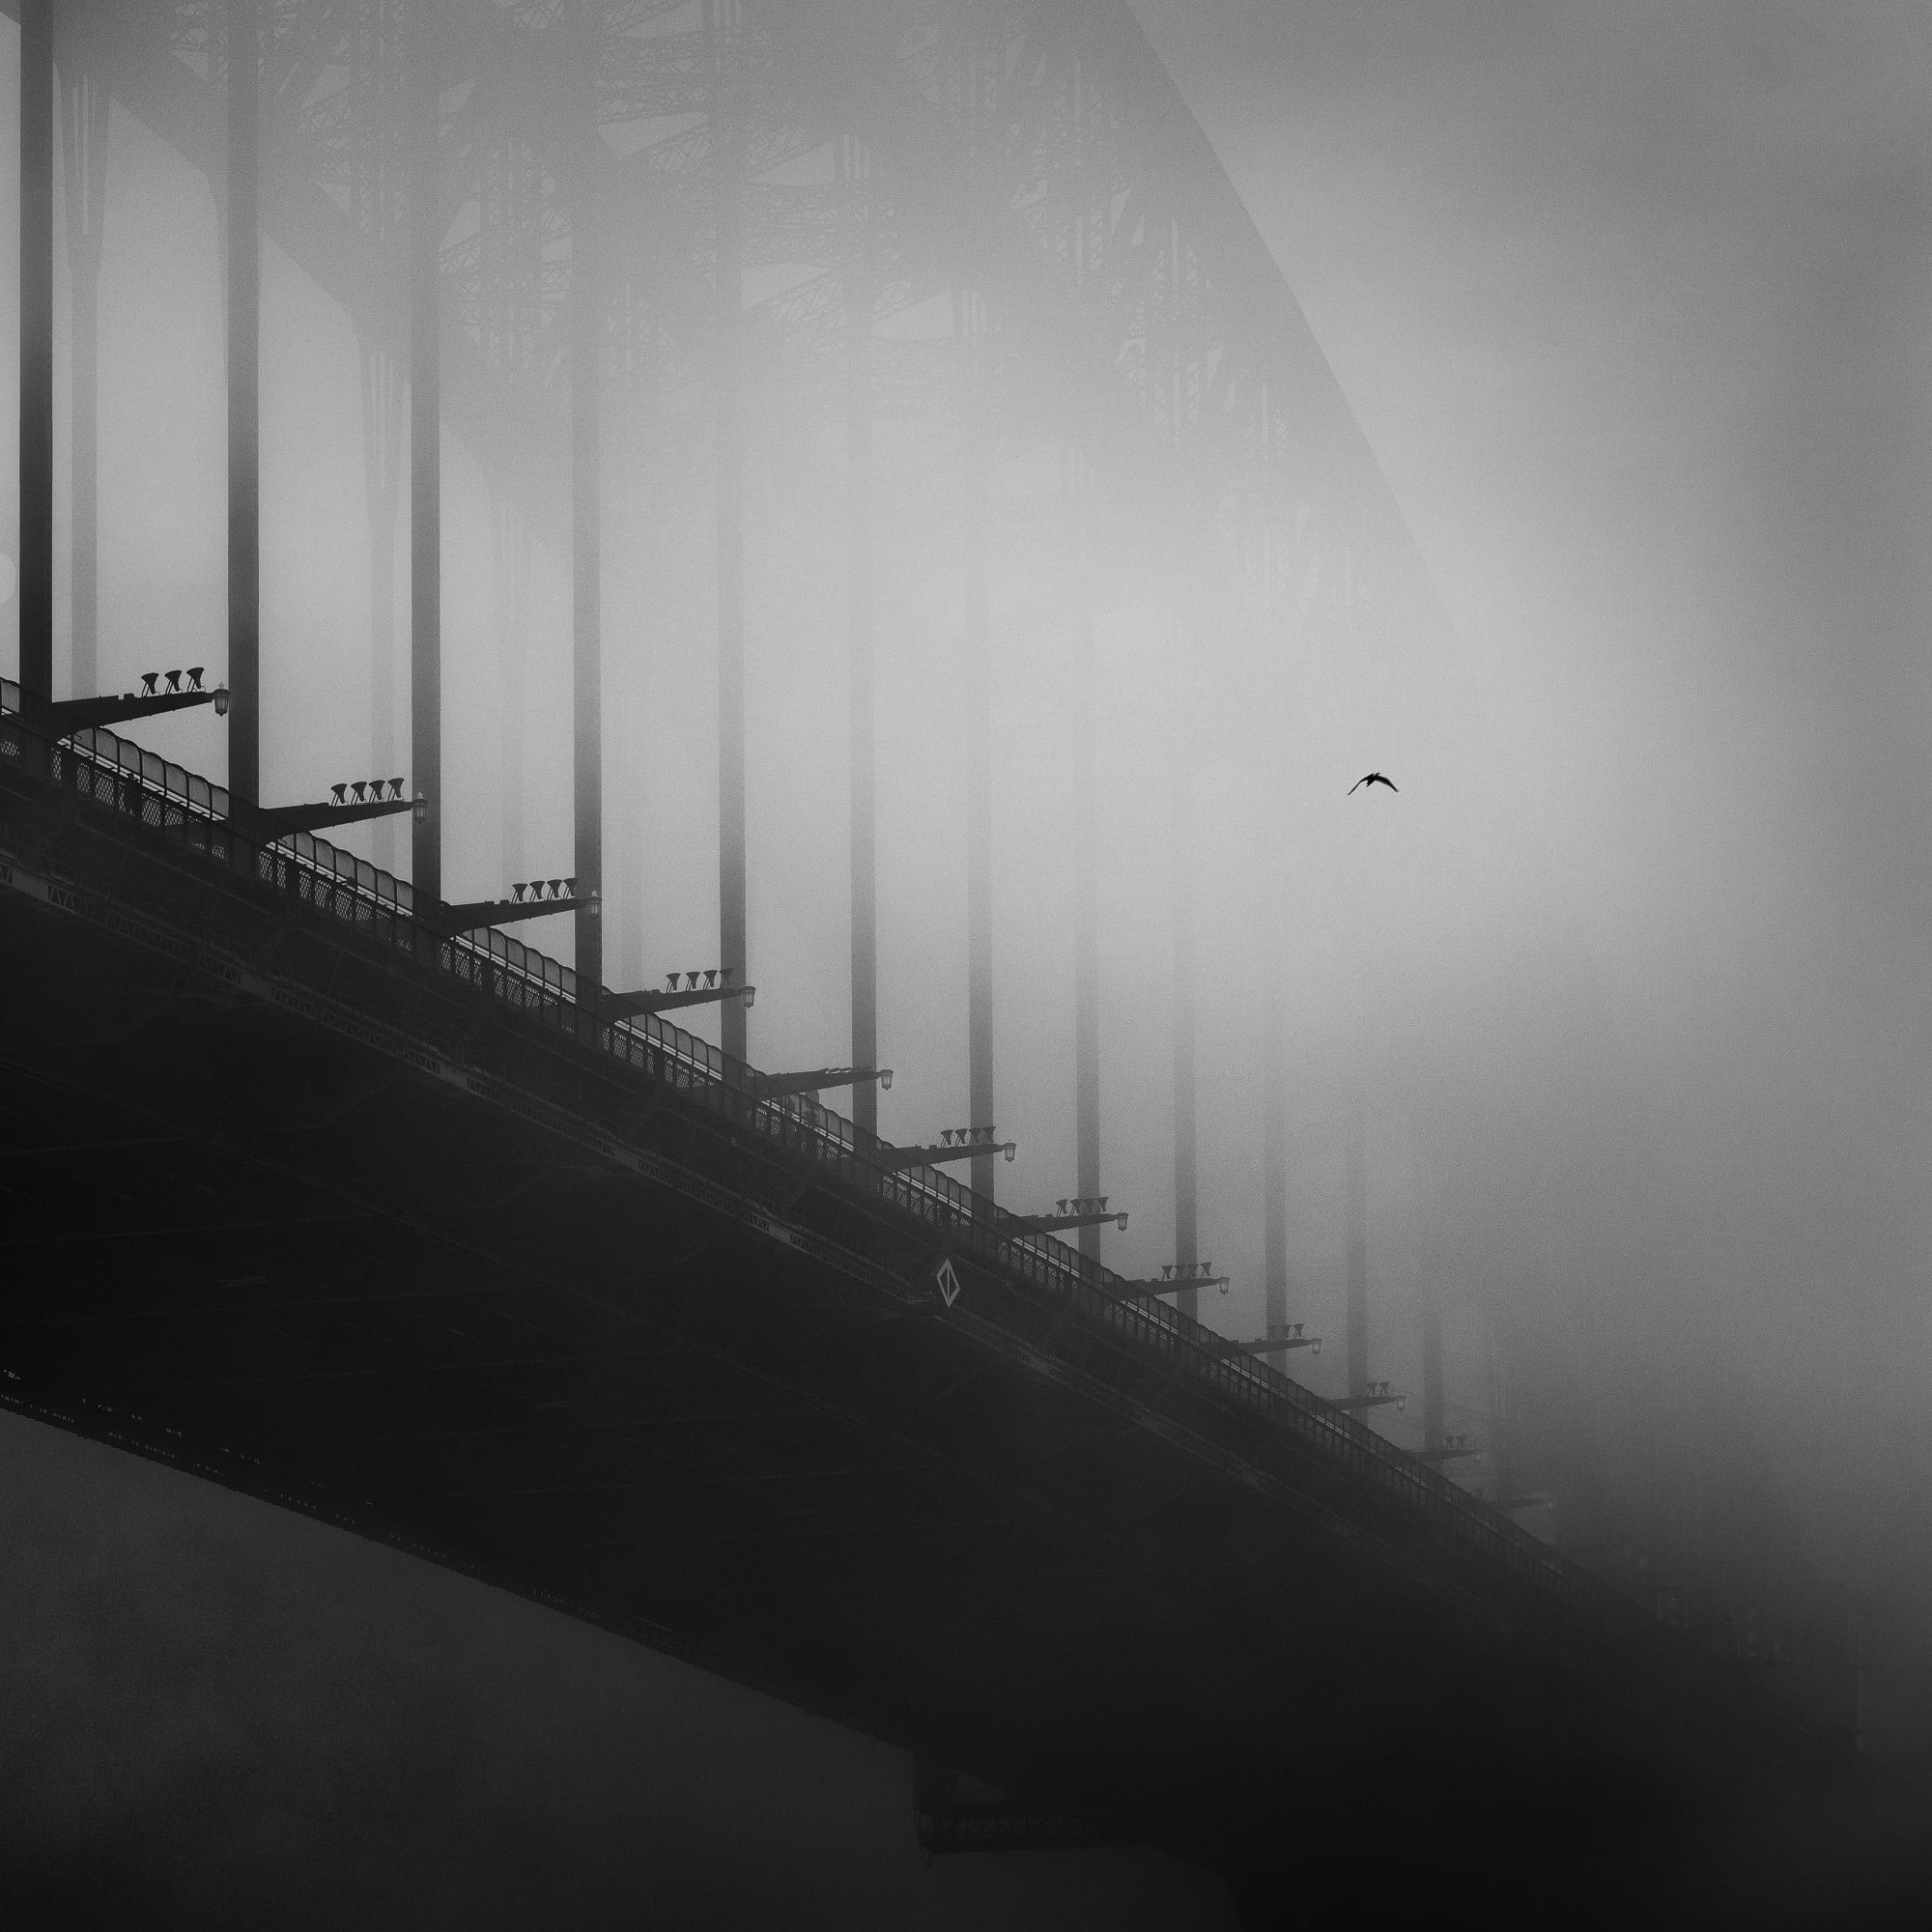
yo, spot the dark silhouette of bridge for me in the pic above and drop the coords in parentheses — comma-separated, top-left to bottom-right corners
(0, 1, 1860, 1911)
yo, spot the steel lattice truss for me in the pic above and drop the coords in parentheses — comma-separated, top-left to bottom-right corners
(43, 0, 1413, 633)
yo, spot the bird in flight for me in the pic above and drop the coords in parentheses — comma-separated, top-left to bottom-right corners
(1349, 772, 1399, 795)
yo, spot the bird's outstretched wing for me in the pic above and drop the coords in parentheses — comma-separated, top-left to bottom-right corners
(1374, 775, 1399, 792)
(1348, 775, 1369, 794)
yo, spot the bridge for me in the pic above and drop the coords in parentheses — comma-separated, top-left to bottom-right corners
(0, 1, 1856, 1912)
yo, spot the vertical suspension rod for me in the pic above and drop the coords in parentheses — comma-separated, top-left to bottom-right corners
(227, 0, 261, 809)
(1419, 1115, 1444, 1450)
(571, 3, 603, 1015)
(1346, 1110, 1369, 1401)
(1263, 973, 1289, 1335)
(1166, 226, 1198, 1320)
(1422, 1262, 1444, 1451)
(482, 132, 537, 881)
(358, 340, 402, 867)
(410, 0, 441, 913)
(60, 64, 107, 699)
(1260, 381, 1289, 1338)
(961, 25, 996, 1197)
(962, 285, 995, 1200)
(17, 0, 53, 714)
(616, 273, 658, 990)
(711, 0, 748, 1062)
(1074, 608, 1100, 1261)
(843, 132, 877, 1136)
(1171, 610, 1198, 1321)
(1063, 46, 1099, 1256)
(1069, 458, 1100, 1262)
(351, 0, 404, 868)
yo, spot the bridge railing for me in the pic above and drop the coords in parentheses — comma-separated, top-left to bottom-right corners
(0, 690, 1731, 1667)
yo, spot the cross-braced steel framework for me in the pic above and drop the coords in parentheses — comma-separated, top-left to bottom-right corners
(26, 0, 1453, 1519)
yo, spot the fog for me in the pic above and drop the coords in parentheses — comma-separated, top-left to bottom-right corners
(3, 0, 1930, 1917)
(1132, 0, 1932, 1733)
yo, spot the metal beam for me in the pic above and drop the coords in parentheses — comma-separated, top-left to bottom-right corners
(1112, 1275, 1228, 1300)
(1346, 1109, 1369, 1403)
(1006, 1205, 1126, 1236)
(17, 0, 52, 716)
(436, 894, 593, 934)
(600, 980, 755, 1021)
(752, 1066, 891, 1101)
(1072, 593, 1100, 1261)
(878, 1138, 1012, 1174)
(58, 58, 107, 698)
(411, 0, 442, 917)
(1262, 970, 1288, 1341)
(344, 0, 407, 873)
(960, 290, 995, 1203)
(227, 0, 261, 811)
(1325, 1390, 1401, 1414)
(1422, 1272, 1444, 1455)
(45, 685, 224, 735)
(844, 129, 878, 1139)
(1239, 1328, 1320, 1354)
(712, 0, 749, 1065)
(1170, 607, 1197, 1321)
(571, 4, 605, 1022)
(247, 794, 414, 840)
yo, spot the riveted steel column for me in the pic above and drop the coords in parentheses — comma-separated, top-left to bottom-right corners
(345, 1, 407, 872)
(226, 0, 260, 810)
(710, 0, 747, 1062)
(17, 0, 52, 716)
(1263, 973, 1289, 1336)
(410, 0, 440, 915)
(843, 134, 876, 1135)
(571, 11, 603, 1013)
(359, 341, 402, 869)
(1073, 601, 1100, 1263)
(961, 290, 994, 1200)
(1418, 1131, 1445, 1448)
(1171, 614, 1199, 1321)
(1346, 1110, 1369, 1401)
(1260, 383, 1289, 1339)
(479, 126, 539, 881)
(613, 272, 660, 991)
(1422, 1270, 1443, 1451)
(60, 65, 106, 699)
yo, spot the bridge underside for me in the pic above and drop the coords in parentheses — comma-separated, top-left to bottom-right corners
(0, 766, 1817, 1888)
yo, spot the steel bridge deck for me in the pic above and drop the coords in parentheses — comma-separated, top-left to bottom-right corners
(0, 711, 1837, 1868)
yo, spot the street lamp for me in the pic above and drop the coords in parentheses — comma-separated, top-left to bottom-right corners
(43, 666, 228, 735)
(752, 1067, 893, 1101)
(1236, 1321, 1321, 1357)
(600, 965, 757, 1020)
(1009, 1196, 1129, 1236)
(248, 778, 414, 838)
(879, 1126, 1017, 1172)
(1325, 1379, 1406, 1413)
(1113, 1263, 1231, 1299)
